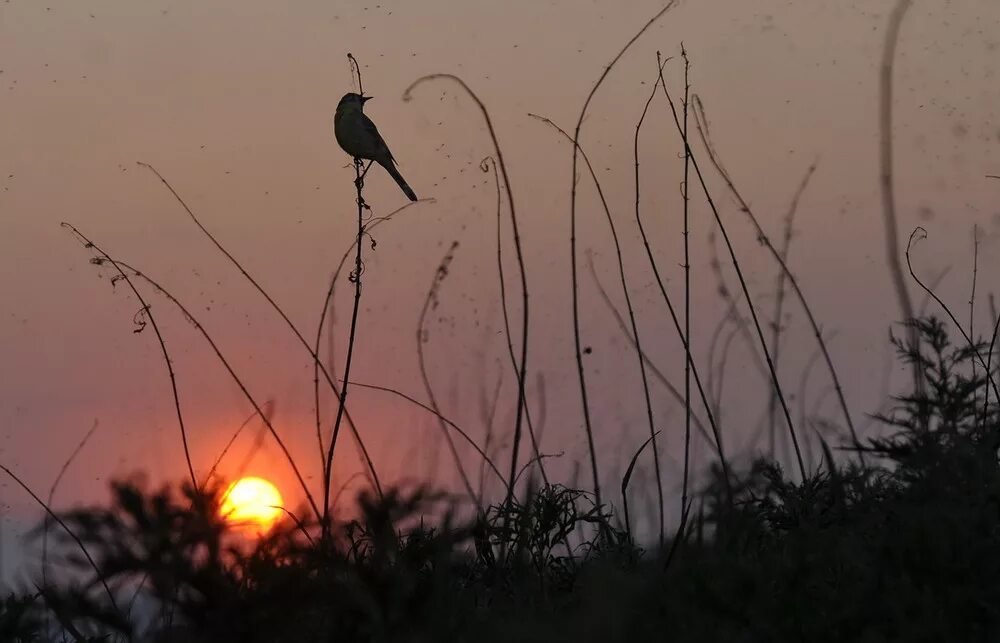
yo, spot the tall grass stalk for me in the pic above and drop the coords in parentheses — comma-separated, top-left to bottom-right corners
(322, 158, 370, 535)
(657, 67, 807, 481)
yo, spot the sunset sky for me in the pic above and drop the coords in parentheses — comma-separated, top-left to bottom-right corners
(1, 0, 999, 578)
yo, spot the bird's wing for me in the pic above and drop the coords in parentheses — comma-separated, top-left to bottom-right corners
(360, 113, 397, 164)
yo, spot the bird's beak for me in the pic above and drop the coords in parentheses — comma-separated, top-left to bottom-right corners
(362, 96, 373, 103)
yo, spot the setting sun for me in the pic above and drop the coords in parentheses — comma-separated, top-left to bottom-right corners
(220, 476, 284, 532)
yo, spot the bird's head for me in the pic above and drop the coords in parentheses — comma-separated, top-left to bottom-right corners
(338, 92, 372, 112)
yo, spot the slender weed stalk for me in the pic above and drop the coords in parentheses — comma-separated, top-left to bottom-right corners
(657, 66, 807, 481)
(204, 401, 274, 486)
(632, 58, 732, 502)
(691, 96, 863, 463)
(0, 462, 118, 613)
(61, 223, 197, 489)
(567, 0, 679, 509)
(970, 225, 980, 415)
(64, 225, 323, 521)
(482, 156, 548, 487)
(41, 420, 98, 634)
(417, 242, 480, 505)
(680, 46, 693, 527)
(880, 0, 922, 396)
(767, 162, 818, 459)
(340, 381, 507, 489)
(136, 162, 386, 501)
(110, 258, 321, 520)
(528, 113, 665, 544)
(585, 252, 715, 448)
(323, 158, 371, 534)
(403, 74, 530, 508)
(905, 228, 1000, 401)
(313, 200, 426, 475)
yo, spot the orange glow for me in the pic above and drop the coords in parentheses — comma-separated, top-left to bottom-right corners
(220, 476, 284, 532)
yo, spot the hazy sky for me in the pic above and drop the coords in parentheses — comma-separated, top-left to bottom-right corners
(1, 0, 999, 573)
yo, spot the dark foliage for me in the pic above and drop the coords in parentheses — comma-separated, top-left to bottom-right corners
(15, 318, 1000, 642)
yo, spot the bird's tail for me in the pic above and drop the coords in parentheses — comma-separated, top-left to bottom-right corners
(379, 159, 418, 202)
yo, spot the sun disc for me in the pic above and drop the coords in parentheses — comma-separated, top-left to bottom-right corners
(220, 476, 284, 531)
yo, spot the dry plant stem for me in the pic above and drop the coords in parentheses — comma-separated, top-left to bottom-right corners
(880, 0, 922, 396)
(680, 46, 693, 526)
(204, 401, 274, 485)
(478, 372, 506, 497)
(346, 381, 508, 489)
(403, 75, 530, 508)
(348, 52, 364, 96)
(313, 201, 425, 478)
(984, 310, 1000, 426)
(585, 255, 715, 447)
(529, 113, 664, 544)
(566, 0, 679, 509)
(61, 223, 197, 490)
(970, 225, 979, 415)
(906, 228, 1000, 401)
(483, 156, 548, 487)
(136, 162, 383, 497)
(417, 242, 480, 505)
(322, 159, 368, 535)
(705, 309, 731, 413)
(658, 72, 806, 481)
(621, 431, 659, 543)
(92, 255, 321, 520)
(0, 461, 118, 613)
(712, 321, 742, 422)
(768, 162, 818, 457)
(696, 105, 770, 385)
(42, 419, 98, 628)
(691, 97, 863, 464)
(634, 57, 733, 498)
(917, 267, 952, 316)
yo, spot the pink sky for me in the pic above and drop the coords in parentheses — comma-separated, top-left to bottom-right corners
(1, 0, 999, 571)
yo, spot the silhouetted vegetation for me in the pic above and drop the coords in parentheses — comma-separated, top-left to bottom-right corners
(1, 317, 997, 642)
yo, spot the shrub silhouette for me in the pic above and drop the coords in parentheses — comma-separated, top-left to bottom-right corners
(15, 316, 1000, 642)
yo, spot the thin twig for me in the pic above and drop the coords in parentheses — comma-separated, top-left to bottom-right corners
(203, 402, 274, 486)
(691, 95, 863, 464)
(768, 162, 818, 458)
(528, 112, 665, 544)
(80, 247, 322, 521)
(680, 45, 693, 531)
(482, 156, 548, 487)
(323, 158, 370, 535)
(905, 228, 1000, 402)
(345, 381, 508, 490)
(313, 200, 425, 479)
(403, 74, 531, 509)
(879, 0, 922, 396)
(416, 242, 480, 505)
(585, 251, 714, 448)
(1, 462, 119, 613)
(658, 68, 807, 480)
(136, 161, 387, 500)
(42, 419, 99, 631)
(567, 0, 680, 509)
(971, 225, 980, 417)
(62, 222, 197, 489)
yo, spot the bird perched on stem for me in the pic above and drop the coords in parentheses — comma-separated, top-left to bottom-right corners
(334, 93, 417, 202)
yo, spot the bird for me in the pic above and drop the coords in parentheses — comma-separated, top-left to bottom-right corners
(334, 92, 417, 202)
